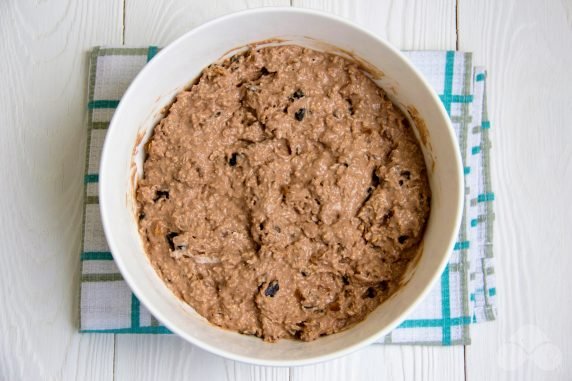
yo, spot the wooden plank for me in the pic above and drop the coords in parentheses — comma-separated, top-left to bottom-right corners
(114, 335, 289, 381)
(459, 0, 572, 379)
(119, 5, 290, 381)
(0, 0, 122, 379)
(291, 346, 465, 381)
(292, 0, 456, 50)
(124, 0, 290, 46)
(289, 1, 464, 379)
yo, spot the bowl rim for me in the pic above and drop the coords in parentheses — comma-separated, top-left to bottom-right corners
(99, 6, 464, 366)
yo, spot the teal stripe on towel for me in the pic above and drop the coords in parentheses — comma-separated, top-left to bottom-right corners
(84, 174, 99, 183)
(81, 252, 113, 261)
(88, 100, 120, 109)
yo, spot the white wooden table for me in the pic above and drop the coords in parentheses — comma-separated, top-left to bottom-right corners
(2, 0, 571, 379)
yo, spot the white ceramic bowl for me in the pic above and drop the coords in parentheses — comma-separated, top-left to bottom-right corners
(100, 7, 463, 366)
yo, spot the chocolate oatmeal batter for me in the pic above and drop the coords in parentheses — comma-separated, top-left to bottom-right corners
(136, 46, 431, 342)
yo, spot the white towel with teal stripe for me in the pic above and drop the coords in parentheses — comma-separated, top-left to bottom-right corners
(80, 47, 496, 345)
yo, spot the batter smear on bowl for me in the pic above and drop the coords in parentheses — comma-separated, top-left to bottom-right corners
(136, 46, 431, 342)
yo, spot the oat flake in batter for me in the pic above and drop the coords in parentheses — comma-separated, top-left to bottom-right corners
(136, 45, 431, 342)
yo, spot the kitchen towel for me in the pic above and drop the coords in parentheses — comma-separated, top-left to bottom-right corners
(80, 47, 496, 345)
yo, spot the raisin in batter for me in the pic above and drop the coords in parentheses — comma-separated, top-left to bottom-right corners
(136, 46, 431, 342)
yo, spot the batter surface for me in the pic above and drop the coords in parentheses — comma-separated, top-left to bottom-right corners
(136, 46, 431, 342)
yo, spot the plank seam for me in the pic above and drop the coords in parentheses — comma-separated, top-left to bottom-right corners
(455, 0, 460, 50)
(122, 0, 126, 45)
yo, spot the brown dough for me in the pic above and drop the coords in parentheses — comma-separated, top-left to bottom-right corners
(136, 46, 431, 342)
